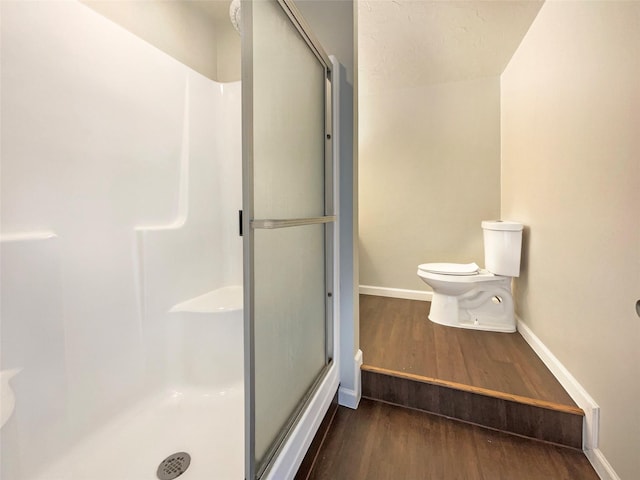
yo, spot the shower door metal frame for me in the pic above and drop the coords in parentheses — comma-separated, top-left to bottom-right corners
(241, 0, 335, 479)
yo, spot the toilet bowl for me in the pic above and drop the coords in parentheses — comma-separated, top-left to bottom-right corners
(417, 264, 516, 332)
(417, 221, 523, 333)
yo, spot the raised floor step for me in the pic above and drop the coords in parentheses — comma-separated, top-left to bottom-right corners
(362, 364, 584, 449)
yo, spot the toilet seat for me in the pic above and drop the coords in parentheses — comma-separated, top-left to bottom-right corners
(417, 268, 497, 284)
(418, 262, 480, 275)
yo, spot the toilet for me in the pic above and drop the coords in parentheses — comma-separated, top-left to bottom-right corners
(417, 220, 523, 333)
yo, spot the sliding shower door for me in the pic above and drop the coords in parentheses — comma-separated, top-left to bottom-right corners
(242, 0, 334, 478)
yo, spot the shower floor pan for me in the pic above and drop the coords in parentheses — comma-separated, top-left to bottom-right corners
(33, 384, 243, 480)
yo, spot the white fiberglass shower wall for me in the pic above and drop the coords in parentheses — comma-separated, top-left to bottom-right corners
(1, 2, 243, 479)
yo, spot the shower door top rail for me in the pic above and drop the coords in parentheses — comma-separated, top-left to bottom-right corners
(277, 0, 332, 69)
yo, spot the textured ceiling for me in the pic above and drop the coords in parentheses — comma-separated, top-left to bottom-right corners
(358, 0, 544, 94)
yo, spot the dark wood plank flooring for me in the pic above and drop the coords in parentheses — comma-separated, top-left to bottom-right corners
(307, 399, 599, 480)
(360, 295, 576, 407)
(301, 295, 595, 478)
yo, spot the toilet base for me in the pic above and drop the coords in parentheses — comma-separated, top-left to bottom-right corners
(428, 286, 516, 333)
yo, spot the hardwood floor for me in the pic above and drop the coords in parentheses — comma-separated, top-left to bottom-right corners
(300, 295, 597, 479)
(306, 399, 599, 480)
(359, 294, 575, 406)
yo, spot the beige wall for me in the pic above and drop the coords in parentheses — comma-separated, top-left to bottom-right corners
(83, 1, 240, 82)
(216, 21, 241, 82)
(359, 77, 501, 290)
(501, 1, 640, 478)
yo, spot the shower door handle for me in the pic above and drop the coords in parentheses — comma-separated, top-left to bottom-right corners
(251, 215, 336, 230)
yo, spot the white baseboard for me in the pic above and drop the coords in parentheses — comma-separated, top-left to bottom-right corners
(359, 285, 432, 302)
(584, 449, 622, 480)
(516, 317, 601, 452)
(517, 317, 622, 479)
(338, 349, 362, 409)
(516, 317, 600, 450)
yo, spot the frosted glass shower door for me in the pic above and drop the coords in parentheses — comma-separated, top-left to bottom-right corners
(242, 0, 334, 478)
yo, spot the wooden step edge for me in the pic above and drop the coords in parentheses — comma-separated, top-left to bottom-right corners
(361, 364, 584, 417)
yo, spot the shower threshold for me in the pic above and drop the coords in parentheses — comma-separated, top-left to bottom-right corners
(32, 384, 243, 480)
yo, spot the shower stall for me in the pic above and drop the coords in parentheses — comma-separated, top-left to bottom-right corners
(0, 1, 339, 479)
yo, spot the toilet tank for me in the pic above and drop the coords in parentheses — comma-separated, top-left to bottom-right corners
(482, 220, 523, 277)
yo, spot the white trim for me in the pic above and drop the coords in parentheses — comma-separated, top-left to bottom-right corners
(584, 449, 622, 480)
(359, 285, 432, 302)
(338, 349, 362, 409)
(516, 317, 600, 451)
(0, 231, 57, 242)
(264, 365, 339, 480)
(332, 55, 361, 415)
(517, 317, 621, 479)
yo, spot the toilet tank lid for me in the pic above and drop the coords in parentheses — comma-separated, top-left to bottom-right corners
(481, 220, 523, 231)
(418, 262, 480, 275)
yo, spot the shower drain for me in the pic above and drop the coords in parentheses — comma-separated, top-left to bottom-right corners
(157, 452, 191, 480)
